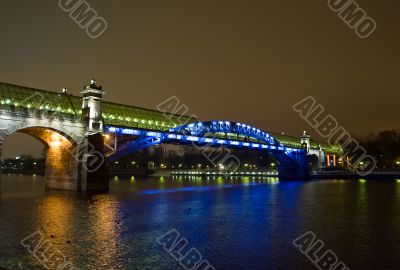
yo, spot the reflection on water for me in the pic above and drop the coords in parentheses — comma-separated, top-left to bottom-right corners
(139, 176, 279, 195)
(87, 196, 121, 269)
(1, 174, 400, 269)
(36, 195, 74, 262)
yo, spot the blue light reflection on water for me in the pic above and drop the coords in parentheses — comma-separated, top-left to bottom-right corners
(138, 177, 279, 195)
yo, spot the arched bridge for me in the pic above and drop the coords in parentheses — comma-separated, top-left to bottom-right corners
(104, 120, 312, 179)
(105, 121, 301, 159)
(0, 81, 342, 195)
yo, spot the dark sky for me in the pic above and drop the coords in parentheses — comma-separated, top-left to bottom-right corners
(0, 0, 399, 158)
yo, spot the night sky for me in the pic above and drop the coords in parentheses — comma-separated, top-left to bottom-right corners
(0, 0, 398, 157)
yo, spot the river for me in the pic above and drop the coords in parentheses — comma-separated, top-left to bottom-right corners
(0, 174, 399, 269)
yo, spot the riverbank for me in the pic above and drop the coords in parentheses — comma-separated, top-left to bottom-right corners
(312, 169, 400, 179)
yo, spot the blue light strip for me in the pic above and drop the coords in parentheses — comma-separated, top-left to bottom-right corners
(170, 120, 278, 145)
(105, 126, 302, 153)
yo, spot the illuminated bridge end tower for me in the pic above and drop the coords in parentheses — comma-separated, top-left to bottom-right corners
(80, 80, 109, 192)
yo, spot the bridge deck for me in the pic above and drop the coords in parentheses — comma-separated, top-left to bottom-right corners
(0, 82, 341, 155)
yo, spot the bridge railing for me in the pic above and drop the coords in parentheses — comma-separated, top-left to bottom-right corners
(0, 103, 81, 122)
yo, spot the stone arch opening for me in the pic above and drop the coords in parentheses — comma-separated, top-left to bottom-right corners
(308, 154, 321, 173)
(1, 126, 81, 191)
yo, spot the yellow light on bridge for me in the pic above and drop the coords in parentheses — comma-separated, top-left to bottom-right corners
(50, 133, 63, 147)
(52, 141, 61, 147)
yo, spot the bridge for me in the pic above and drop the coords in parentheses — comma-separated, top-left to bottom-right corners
(0, 80, 342, 194)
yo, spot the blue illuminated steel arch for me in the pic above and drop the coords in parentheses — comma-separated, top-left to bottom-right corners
(169, 121, 280, 146)
(105, 120, 304, 162)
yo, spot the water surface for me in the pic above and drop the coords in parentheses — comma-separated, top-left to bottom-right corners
(0, 174, 399, 269)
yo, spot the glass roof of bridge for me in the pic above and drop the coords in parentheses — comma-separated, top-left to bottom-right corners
(271, 133, 341, 154)
(0, 82, 341, 154)
(0, 82, 195, 130)
(102, 101, 196, 130)
(0, 82, 81, 114)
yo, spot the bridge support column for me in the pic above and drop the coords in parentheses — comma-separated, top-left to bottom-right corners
(278, 152, 309, 180)
(78, 80, 109, 192)
(79, 133, 109, 192)
(44, 134, 79, 191)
